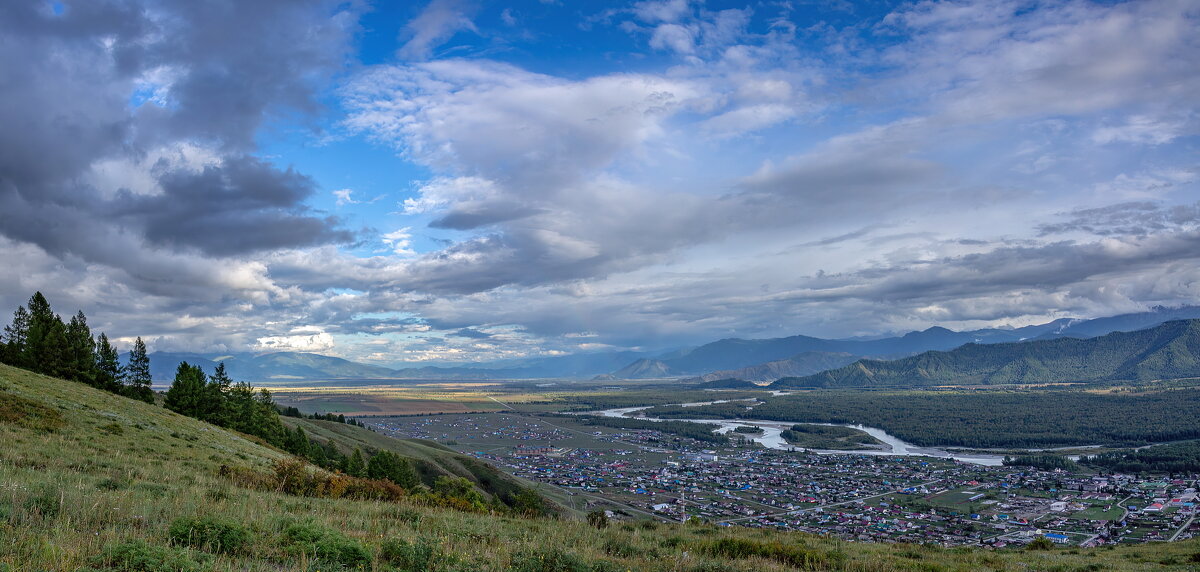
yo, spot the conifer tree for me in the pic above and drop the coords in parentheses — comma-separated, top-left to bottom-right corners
(344, 448, 367, 477)
(1, 305, 30, 367)
(201, 362, 233, 425)
(164, 362, 208, 418)
(24, 292, 67, 377)
(367, 450, 418, 488)
(65, 311, 97, 385)
(94, 333, 123, 392)
(124, 337, 153, 403)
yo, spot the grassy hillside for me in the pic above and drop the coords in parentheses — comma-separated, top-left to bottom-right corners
(773, 319, 1200, 388)
(3, 363, 1200, 570)
(280, 416, 579, 514)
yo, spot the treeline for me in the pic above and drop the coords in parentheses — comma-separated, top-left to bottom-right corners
(1002, 455, 1079, 471)
(279, 407, 367, 428)
(1084, 441, 1200, 474)
(644, 389, 1200, 448)
(572, 415, 728, 444)
(1, 292, 153, 402)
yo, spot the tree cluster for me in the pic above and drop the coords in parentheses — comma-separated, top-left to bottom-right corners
(1, 292, 153, 402)
(1084, 440, 1200, 474)
(164, 361, 286, 445)
(279, 406, 367, 428)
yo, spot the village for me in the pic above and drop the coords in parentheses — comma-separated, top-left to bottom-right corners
(370, 412, 1199, 548)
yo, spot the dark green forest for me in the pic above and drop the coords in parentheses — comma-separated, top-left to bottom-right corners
(644, 389, 1200, 448)
(567, 415, 729, 444)
(772, 319, 1200, 388)
(1085, 440, 1200, 473)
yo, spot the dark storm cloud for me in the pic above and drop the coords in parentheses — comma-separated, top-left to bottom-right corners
(0, 0, 360, 267)
(110, 157, 354, 256)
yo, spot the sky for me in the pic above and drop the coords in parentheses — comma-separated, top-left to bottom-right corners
(1, 0, 1198, 367)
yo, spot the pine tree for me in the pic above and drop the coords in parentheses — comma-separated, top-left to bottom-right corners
(24, 292, 67, 377)
(94, 333, 123, 392)
(65, 311, 97, 385)
(164, 362, 208, 418)
(284, 426, 312, 458)
(366, 450, 418, 488)
(124, 337, 153, 403)
(202, 362, 233, 425)
(343, 448, 367, 478)
(1, 305, 30, 367)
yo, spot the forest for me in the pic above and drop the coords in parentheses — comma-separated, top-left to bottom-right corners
(771, 319, 1200, 388)
(568, 414, 729, 444)
(1084, 440, 1200, 474)
(644, 389, 1200, 448)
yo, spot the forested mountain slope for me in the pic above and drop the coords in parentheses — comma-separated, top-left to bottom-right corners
(773, 319, 1200, 388)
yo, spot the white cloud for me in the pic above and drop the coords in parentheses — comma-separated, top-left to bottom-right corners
(398, 0, 479, 61)
(381, 227, 417, 257)
(1092, 115, 1187, 145)
(255, 330, 336, 353)
(632, 0, 692, 24)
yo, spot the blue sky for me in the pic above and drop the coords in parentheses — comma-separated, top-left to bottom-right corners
(1, 0, 1198, 366)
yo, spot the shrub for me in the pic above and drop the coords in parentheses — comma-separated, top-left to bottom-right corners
(96, 477, 131, 491)
(23, 486, 61, 519)
(168, 515, 251, 554)
(1027, 536, 1055, 551)
(0, 391, 64, 432)
(586, 510, 608, 529)
(509, 547, 608, 572)
(699, 537, 840, 570)
(88, 540, 204, 572)
(282, 521, 371, 569)
(217, 464, 275, 491)
(380, 537, 440, 571)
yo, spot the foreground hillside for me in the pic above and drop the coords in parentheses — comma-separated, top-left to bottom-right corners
(2, 365, 1200, 570)
(774, 319, 1200, 388)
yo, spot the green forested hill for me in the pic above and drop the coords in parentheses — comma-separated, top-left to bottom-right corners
(4, 363, 1200, 570)
(773, 319, 1200, 388)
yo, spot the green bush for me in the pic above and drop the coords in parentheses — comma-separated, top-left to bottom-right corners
(1027, 536, 1054, 551)
(168, 515, 251, 554)
(282, 521, 371, 569)
(508, 547, 591, 572)
(23, 486, 60, 519)
(699, 537, 840, 570)
(88, 540, 204, 572)
(380, 537, 441, 571)
(586, 510, 608, 529)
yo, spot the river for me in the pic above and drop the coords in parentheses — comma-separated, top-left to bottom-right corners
(580, 400, 1007, 466)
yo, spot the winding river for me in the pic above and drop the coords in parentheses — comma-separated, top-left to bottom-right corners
(580, 401, 1007, 466)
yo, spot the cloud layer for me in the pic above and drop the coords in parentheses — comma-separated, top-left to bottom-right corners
(1, 0, 1198, 366)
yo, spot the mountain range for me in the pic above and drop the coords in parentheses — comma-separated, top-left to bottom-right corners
(771, 319, 1200, 388)
(610, 306, 1200, 380)
(142, 305, 1200, 382)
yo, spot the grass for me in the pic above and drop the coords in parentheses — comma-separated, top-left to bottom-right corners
(3, 363, 1200, 570)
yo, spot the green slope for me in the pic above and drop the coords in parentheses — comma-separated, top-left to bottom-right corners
(774, 319, 1200, 388)
(281, 416, 573, 514)
(4, 363, 1200, 571)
